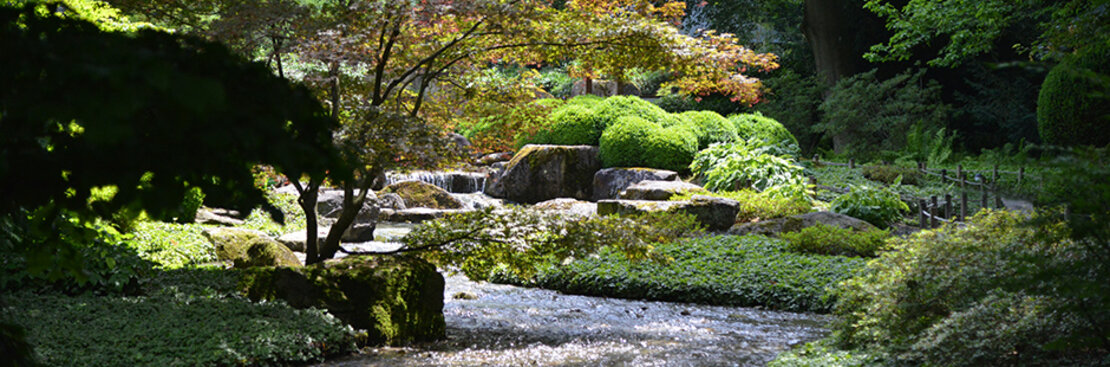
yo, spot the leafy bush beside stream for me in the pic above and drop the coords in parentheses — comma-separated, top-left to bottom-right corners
(531, 235, 866, 313)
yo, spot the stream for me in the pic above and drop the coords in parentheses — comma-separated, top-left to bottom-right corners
(314, 273, 830, 367)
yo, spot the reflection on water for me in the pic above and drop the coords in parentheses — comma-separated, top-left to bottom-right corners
(314, 274, 831, 367)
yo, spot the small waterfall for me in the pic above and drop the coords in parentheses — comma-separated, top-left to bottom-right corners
(385, 171, 487, 193)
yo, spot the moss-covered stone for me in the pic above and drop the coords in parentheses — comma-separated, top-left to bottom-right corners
(484, 144, 600, 203)
(380, 180, 463, 209)
(203, 227, 300, 268)
(597, 196, 740, 231)
(238, 255, 445, 346)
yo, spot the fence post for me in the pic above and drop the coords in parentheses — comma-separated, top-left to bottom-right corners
(992, 164, 999, 184)
(957, 165, 963, 185)
(980, 185, 989, 214)
(960, 192, 968, 221)
(995, 189, 1003, 209)
(945, 194, 952, 220)
(1018, 166, 1025, 187)
(813, 154, 820, 164)
(930, 196, 939, 228)
(941, 169, 947, 182)
(919, 199, 928, 229)
(848, 158, 855, 169)
(959, 171, 966, 190)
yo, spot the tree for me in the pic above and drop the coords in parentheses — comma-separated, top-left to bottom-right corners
(110, 0, 778, 264)
(0, 2, 340, 254)
(863, 0, 1110, 67)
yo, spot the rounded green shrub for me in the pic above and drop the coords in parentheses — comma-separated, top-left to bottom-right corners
(566, 94, 603, 108)
(644, 126, 698, 172)
(592, 95, 670, 129)
(529, 104, 602, 145)
(1037, 40, 1110, 146)
(678, 110, 737, 149)
(729, 112, 801, 156)
(598, 116, 657, 168)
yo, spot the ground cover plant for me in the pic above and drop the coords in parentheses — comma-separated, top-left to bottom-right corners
(6, 268, 356, 367)
(532, 235, 867, 313)
(780, 223, 891, 258)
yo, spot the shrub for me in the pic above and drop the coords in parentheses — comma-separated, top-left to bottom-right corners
(829, 210, 1106, 366)
(654, 93, 748, 116)
(598, 116, 697, 171)
(861, 164, 921, 186)
(829, 185, 908, 228)
(592, 95, 671, 129)
(689, 141, 808, 193)
(539, 67, 576, 98)
(128, 221, 213, 268)
(528, 104, 603, 145)
(780, 223, 891, 257)
(565, 94, 603, 107)
(815, 69, 949, 160)
(598, 116, 657, 168)
(671, 189, 812, 223)
(535, 235, 866, 313)
(1036, 40, 1110, 146)
(678, 110, 738, 149)
(729, 112, 801, 156)
(755, 71, 825, 154)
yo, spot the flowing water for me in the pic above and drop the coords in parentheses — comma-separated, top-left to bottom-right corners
(314, 275, 830, 367)
(385, 171, 488, 193)
(321, 206, 831, 367)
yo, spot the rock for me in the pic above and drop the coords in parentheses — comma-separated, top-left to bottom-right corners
(273, 183, 300, 196)
(618, 180, 705, 201)
(532, 198, 597, 217)
(277, 222, 378, 251)
(452, 292, 479, 300)
(476, 152, 513, 166)
(317, 189, 378, 219)
(377, 193, 407, 210)
(592, 168, 679, 201)
(447, 132, 472, 148)
(727, 211, 877, 237)
(597, 195, 740, 231)
(385, 171, 487, 193)
(484, 144, 601, 204)
(195, 208, 245, 226)
(380, 180, 464, 209)
(203, 227, 300, 267)
(571, 79, 641, 97)
(239, 255, 445, 345)
(380, 208, 462, 223)
(277, 229, 321, 252)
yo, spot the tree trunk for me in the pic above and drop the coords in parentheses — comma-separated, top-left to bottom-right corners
(803, 0, 865, 85)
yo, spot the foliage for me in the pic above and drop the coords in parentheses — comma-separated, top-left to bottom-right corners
(671, 189, 812, 223)
(863, 0, 1109, 66)
(780, 224, 891, 258)
(598, 116, 698, 172)
(728, 112, 801, 157)
(689, 141, 808, 193)
(627, 68, 671, 96)
(535, 235, 866, 313)
(528, 104, 604, 146)
(127, 221, 213, 269)
(0, 4, 338, 223)
(829, 185, 908, 228)
(677, 110, 738, 149)
(592, 95, 672, 129)
(7, 268, 355, 367)
(1, 208, 153, 295)
(768, 340, 877, 367)
(237, 192, 305, 237)
(755, 71, 825, 155)
(405, 207, 704, 282)
(653, 93, 749, 116)
(814, 69, 949, 160)
(428, 67, 554, 153)
(830, 210, 1108, 366)
(860, 164, 921, 186)
(538, 66, 578, 98)
(951, 63, 1043, 149)
(899, 123, 956, 167)
(1036, 40, 1110, 146)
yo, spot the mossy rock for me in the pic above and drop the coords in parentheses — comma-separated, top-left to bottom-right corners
(239, 255, 446, 346)
(203, 227, 300, 268)
(380, 180, 463, 209)
(484, 144, 600, 203)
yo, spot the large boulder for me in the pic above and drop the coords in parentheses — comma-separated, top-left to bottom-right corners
(380, 180, 464, 209)
(618, 180, 705, 201)
(597, 195, 740, 231)
(592, 168, 679, 201)
(239, 255, 445, 345)
(317, 189, 379, 219)
(484, 144, 601, 204)
(203, 227, 300, 268)
(727, 211, 876, 237)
